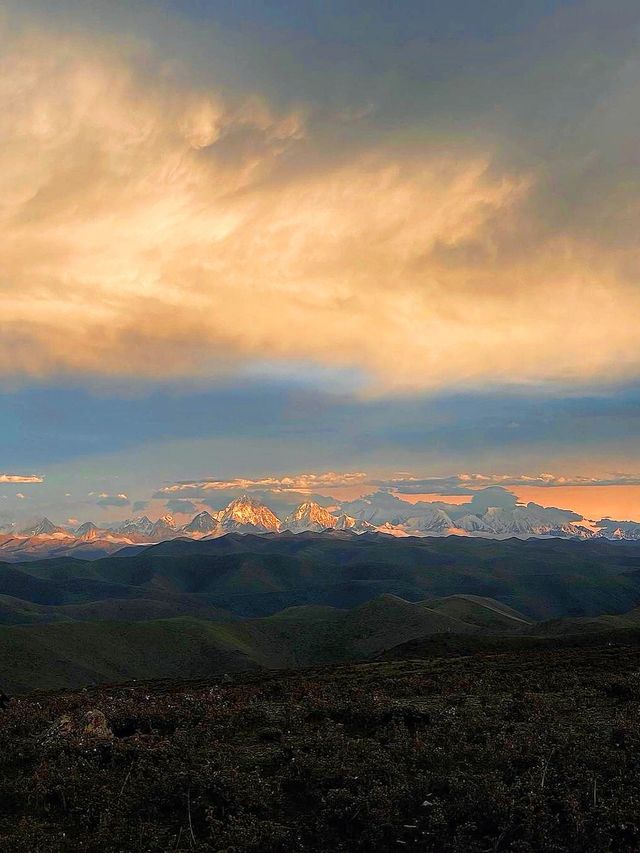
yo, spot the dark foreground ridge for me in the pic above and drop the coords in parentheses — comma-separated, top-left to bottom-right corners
(2, 642, 640, 851)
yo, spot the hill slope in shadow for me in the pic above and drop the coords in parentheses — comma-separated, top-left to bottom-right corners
(5, 590, 640, 693)
(2, 534, 640, 621)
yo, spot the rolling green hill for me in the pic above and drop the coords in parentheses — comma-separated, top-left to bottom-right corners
(532, 606, 640, 636)
(0, 535, 640, 692)
(0, 593, 485, 692)
(423, 594, 533, 629)
(3, 534, 640, 621)
(4, 590, 640, 693)
(0, 618, 259, 693)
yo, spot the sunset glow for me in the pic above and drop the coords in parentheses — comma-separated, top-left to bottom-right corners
(0, 1, 638, 531)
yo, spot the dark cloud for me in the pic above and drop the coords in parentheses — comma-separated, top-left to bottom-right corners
(467, 487, 518, 514)
(380, 471, 640, 493)
(374, 477, 476, 495)
(165, 499, 198, 514)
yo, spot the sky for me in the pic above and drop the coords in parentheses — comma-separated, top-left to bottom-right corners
(1, 0, 640, 527)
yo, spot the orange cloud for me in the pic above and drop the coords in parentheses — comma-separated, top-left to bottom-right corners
(1, 24, 639, 391)
(158, 472, 368, 494)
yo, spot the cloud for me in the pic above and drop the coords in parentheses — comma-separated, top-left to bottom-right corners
(380, 472, 640, 494)
(96, 493, 130, 508)
(132, 500, 149, 512)
(1, 18, 640, 392)
(467, 487, 518, 514)
(165, 499, 198, 514)
(374, 475, 476, 496)
(157, 472, 368, 497)
(0, 474, 43, 484)
(154, 469, 640, 512)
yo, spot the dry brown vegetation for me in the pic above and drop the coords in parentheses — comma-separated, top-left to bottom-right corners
(1, 642, 640, 850)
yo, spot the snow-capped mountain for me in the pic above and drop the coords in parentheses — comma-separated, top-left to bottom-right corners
(20, 518, 67, 537)
(474, 504, 593, 539)
(339, 489, 598, 540)
(216, 495, 281, 534)
(456, 514, 494, 533)
(595, 519, 640, 540)
(403, 507, 455, 535)
(182, 510, 219, 535)
(334, 514, 377, 533)
(282, 501, 337, 533)
(4, 487, 640, 562)
(75, 521, 102, 541)
(339, 492, 416, 526)
(114, 516, 155, 539)
(149, 514, 177, 540)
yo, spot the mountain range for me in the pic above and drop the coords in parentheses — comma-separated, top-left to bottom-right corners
(2, 490, 640, 562)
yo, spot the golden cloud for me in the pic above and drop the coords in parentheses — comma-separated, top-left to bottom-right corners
(0, 474, 44, 484)
(1, 25, 638, 391)
(159, 472, 368, 494)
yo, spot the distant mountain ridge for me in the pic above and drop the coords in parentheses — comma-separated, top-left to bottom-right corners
(2, 489, 640, 561)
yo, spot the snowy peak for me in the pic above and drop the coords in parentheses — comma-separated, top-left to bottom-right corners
(20, 518, 65, 537)
(75, 521, 102, 541)
(219, 495, 281, 533)
(150, 514, 177, 540)
(157, 514, 176, 527)
(596, 519, 640, 540)
(114, 516, 154, 538)
(182, 510, 218, 535)
(456, 514, 493, 533)
(334, 514, 376, 533)
(7, 487, 640, 564)
(404, 507, 454, 535)
(282, 501, 336, 533)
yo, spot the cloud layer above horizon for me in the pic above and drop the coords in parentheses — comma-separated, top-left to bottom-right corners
(2, 2, 640, 392)
(2, 0, 640, 528)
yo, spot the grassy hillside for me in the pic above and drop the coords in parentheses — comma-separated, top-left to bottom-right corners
(232, 594, 484, 669)
(0, 619, 259, 693)
(423, 594, 532, 629)
(532, 606, 640, 636)
(5, 591, 640, 693)
(0, 594, 486, 692)
(380, 627, 640, 660)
